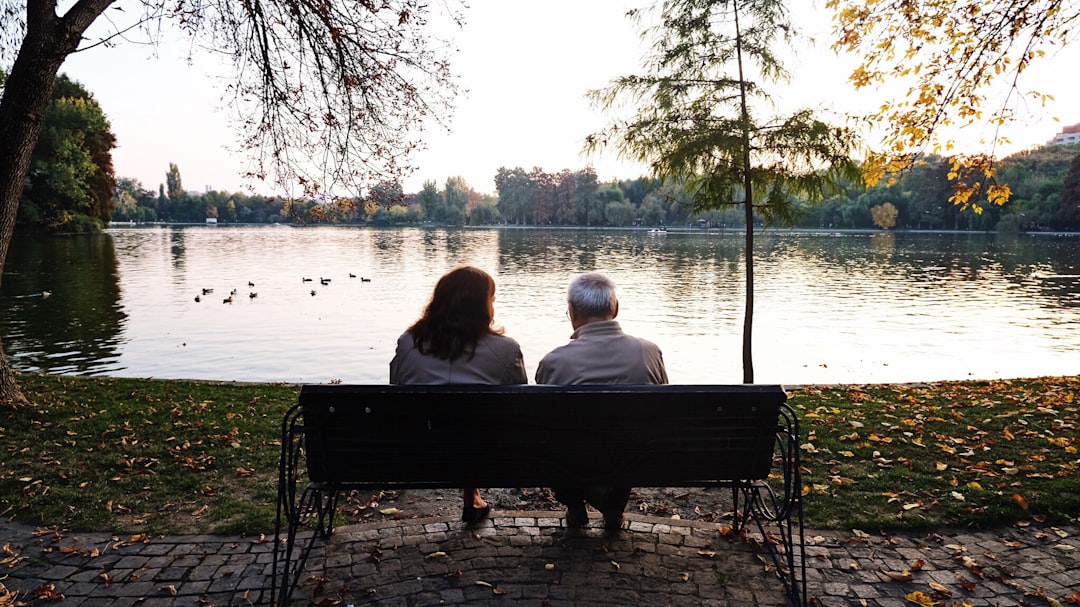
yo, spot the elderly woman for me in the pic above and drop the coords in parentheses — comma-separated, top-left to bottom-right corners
(389, 265, 527, 524)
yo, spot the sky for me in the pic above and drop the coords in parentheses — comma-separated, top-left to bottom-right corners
(58, 1, 1080, 197)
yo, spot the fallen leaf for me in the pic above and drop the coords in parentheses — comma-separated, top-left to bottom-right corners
(379, 508, 400, 515)
(904, 590, 934, 606)
(1013, 493, 1029, 510)
(928, 580, 951, 596)
(879, 568, 913, 582)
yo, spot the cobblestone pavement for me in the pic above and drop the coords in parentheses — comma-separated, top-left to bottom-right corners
(2, 513, 1077, 606)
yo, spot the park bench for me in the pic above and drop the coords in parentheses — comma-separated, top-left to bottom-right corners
(271, 384, 805, 607)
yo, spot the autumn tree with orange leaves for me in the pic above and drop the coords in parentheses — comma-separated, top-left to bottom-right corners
(828, 0, 1079, 211)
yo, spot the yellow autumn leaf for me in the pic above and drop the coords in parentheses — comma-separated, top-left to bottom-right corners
(905, 590, 934, 606)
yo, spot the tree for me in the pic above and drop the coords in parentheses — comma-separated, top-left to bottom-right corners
(415, 180, 442, 222)
(494, 167, 532, 225)
(528, 168, 556, 225)
(870, 202, 898, 229)
(165, 163, 184, 206)
(443, 176, 471, 225)
(587, 0, 861, 382)
(0, 0, 462, 408)
(605, 200, 636, 226)
(1056, 152, 1080, 230)
(828, 0, 1077, 210)
(19, 74, 116, 232)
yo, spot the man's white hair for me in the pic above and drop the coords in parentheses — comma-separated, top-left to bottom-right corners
(568, 272, 617, 318)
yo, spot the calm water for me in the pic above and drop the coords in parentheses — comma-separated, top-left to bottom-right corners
(1, 226, 1078, 385)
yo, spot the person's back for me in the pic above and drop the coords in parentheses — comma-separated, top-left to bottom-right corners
(534, 272, 668, 531)
(391, 331, 525, 385)
(535, 319, 666, 385)
(389, 265, 527, 525)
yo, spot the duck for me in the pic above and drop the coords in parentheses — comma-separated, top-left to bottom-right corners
(248, 281, 255, 287)
(320, 277, 331, 285)
(195, 295, 201, 303)
(230, 288, 238, 296)
(360, 277, 372, 283)
(249, 292, 258, 299)
(310, 290, 317, 296)
(349, 273, 357, 278)
(223, 296, 234, 304)
(202, 288, 214, 294)
(302, 277, 313, 282)
(42, 290, 52, 298)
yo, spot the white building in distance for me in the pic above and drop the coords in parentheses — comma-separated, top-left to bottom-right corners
(1048, 123, 1080, 146)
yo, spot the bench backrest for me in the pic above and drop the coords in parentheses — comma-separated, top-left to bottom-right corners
(296, 384, 788, 489)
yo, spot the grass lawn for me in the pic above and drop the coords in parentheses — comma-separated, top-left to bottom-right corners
(1, 373, 1076, 535)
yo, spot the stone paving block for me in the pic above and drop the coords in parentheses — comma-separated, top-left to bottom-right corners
(6, 516, 1078, 606)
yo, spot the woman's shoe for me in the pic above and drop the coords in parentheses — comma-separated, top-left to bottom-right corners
(461, 504, 491, 525)
(602, 511, 625, 534)
(565, 503, 589, 528)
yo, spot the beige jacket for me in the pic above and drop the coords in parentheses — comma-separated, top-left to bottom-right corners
(535, 320, 668, 385)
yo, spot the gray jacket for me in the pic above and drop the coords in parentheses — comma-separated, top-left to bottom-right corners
(390, 331, 528, 385)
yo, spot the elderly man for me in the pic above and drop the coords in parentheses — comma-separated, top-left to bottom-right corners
(535, 272, 669, 531)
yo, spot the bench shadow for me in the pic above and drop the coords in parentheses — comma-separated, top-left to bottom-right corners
(293, 511, 789, 606)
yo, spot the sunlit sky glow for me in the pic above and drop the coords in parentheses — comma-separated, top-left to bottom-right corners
(58, 1, 1080, 197)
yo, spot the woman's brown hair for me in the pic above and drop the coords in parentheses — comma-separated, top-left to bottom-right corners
(407, 266, 503, 360)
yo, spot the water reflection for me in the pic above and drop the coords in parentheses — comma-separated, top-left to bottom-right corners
(1, 233, 126, 374)
(0, 226, 1077, 384)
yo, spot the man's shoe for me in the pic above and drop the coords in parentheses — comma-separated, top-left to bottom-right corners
(565, 503, 589, 528)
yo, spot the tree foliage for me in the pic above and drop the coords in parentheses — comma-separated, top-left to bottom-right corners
(870, 202, 898, 229)
(828, 0, 1079, 210)
(586, 0, 862, 382)
(1056, 151, 1080, 229)
(19, 74, 115, 233)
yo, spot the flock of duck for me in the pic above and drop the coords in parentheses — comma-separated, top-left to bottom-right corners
(194, 274, 373, 303)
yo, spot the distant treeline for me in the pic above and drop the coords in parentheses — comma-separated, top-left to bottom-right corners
(111, 146, 1080, 232)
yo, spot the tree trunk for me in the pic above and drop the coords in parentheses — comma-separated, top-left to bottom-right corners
(0, 0, 115, 409)
(733, 0, 754, 384)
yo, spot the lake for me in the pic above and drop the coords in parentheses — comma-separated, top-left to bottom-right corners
(1, 226, 1077, 385)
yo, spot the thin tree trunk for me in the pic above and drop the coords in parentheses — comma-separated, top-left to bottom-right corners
(733, 1, 754, 384)
(0, 0, 115, 409)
